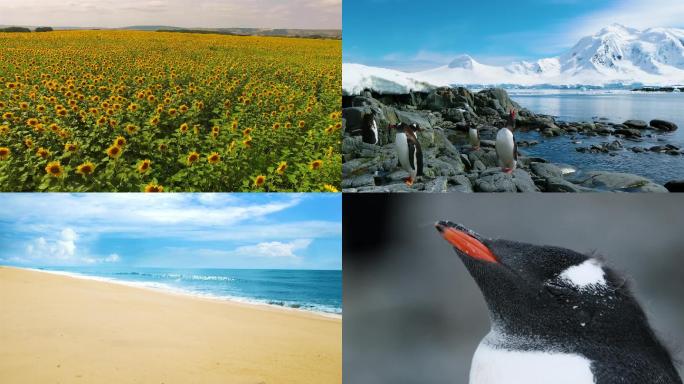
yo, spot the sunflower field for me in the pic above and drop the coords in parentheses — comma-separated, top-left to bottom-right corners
(0, 31, 341, 192)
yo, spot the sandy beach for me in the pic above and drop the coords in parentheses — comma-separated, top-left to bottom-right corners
(0, 266, 341, 384)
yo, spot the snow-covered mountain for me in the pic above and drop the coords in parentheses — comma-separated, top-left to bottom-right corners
(343, 24, 684, 94)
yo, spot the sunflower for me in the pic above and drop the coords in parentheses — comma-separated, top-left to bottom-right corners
(179, 104, 188, 113)
(106, 144, 122, 159)
(254, 175, 266, 187)
(323, 184, 339, 193)
(144, 183, 164, 192)
(0, 147, 10, 160)
(276, 161, 287, 175)
(179, 123, 189, 134)
(272, 122, 280, 130)
(158, 142, 168, 152)
(114, 136, 126, 147)
(242, 137, 252, 148)
(26, 118, 38, 126)
(207, 152, 220, 164)
(298, 120, 306, 128)
(0, 125, 9, 135)
(76, 161, 95, 176)
(125, 124, 138, 135)
(187, 151, 200, 165)
(168, 108, 177, 116)
(24, 137, 34, 148)
(137, 159, 151, 174)
(64, 142, 78, 152)
(36, 147, 50, 159)
(149, 115, 160, 125)
(242, 127, 252, 136)
(45, 161, 64, 177)
(284, 122, 292, 129)
(310, 159, 323, 170)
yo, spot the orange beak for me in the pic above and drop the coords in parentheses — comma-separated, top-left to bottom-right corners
(435, 222, 498, 263)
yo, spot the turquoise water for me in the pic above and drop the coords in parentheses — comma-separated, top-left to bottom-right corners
(509, 91, 684, 184)
(34, 267, 342, 315)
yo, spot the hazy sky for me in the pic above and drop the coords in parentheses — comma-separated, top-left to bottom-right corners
(344, 0, 684, 70)
(0, 194, 342, 269)
(0, 0, 341, 29)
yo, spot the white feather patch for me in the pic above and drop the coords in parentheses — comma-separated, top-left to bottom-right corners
(559, 259, 606, 288)
(470, 333, 595, 384)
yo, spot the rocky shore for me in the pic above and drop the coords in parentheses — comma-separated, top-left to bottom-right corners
(342, 87, 680, 193)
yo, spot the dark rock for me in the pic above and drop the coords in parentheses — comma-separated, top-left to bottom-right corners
(614, 128, 641, 138)
(545, 177, 586, 193)
(664, 180, 684, 192)
(566, 171, 668, 192)
(650, 119, 678, 131)
(623, 119, 648, 129)
(530, 162, 563, 180)
(474, 168, 538, 192)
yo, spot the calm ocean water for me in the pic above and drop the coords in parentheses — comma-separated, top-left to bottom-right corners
(35, 267, 342, 315)
(509, 90, 684, 184)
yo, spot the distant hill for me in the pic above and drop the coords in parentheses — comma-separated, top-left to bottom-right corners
(120, 25, 184, 31)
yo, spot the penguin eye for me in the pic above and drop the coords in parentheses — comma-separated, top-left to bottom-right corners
(544, 281, 577, 300)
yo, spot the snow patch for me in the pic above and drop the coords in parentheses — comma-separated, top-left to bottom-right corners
(559, 259, 606, 288)
(343, 25, 684, 93)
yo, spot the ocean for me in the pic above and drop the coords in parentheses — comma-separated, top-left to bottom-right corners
(32, 267, 342, 315)
(508, 90, 684, 183)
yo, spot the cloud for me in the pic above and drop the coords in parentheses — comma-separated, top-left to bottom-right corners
(21, 228, 119, 265)
(572, 0, 684, 38)
(234, 239, 313, 259)
(0, 194, 341, 269)
(0, 0, 341, 29)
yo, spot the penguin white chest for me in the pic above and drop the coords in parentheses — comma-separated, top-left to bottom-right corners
(495, 128, 515, 168)
(470, 337, 595, 384)
(371, 120, 379, 144)
(395, 132, 412, 172)
(469, 128, 479, 146)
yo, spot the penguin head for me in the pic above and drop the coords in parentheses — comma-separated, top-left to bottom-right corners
(506, 110, 517, 129)
(435, 221, 651, 342)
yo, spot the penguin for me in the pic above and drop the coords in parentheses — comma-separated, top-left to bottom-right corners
(394, 123, 423, 186)
(468, 125, 480, 150)
(495, 110, 517, 173)
(434, 221, 682, 384)
(361, 109, 379, 145)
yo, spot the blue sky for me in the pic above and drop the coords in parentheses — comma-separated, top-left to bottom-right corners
(344, 0, 684, 71)
(0, 194, 341, 270)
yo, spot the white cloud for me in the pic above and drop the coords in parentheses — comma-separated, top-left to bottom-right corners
(22, 227, 119, 265)
(234, 239, 312, 259)
(572, 0, 684, 39)
(0, 0, 341, 29)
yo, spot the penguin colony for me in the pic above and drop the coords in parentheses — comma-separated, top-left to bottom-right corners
(361, 108, 521, 185)
(435, 221, 682, 384)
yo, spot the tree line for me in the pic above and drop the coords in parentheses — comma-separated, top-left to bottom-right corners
(0, 26, 53, 32)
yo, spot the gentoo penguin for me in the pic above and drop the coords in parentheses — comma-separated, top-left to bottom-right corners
(361, 109, 379, 145)
(495, 110, 517, 173)
(468, 125, 480, 150)
(394, 123, 423, 186)
(435, 221, 682, 384)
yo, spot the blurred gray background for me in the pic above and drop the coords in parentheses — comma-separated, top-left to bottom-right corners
(343, 194, 684, 384)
